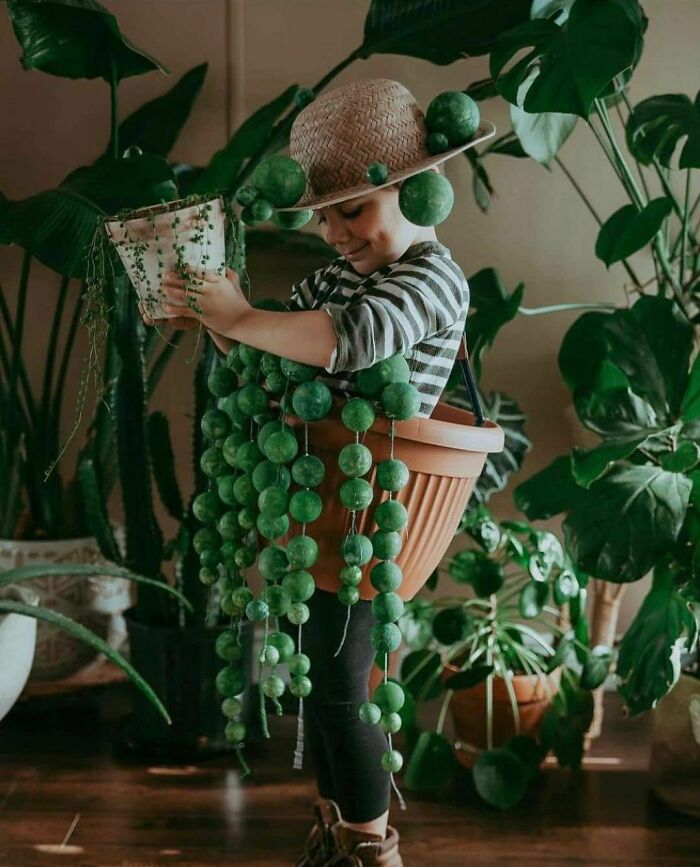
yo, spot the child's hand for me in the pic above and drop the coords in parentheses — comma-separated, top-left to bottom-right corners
(138, 301, 199, 331)
(159, 265, 250, 334)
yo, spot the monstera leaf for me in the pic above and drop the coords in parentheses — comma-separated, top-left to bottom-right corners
(99, 63, 208, 161)
(617, 565, 699, 715)
(490, 0, 645, 119)
(510, 67, 578, 166)
(626, 92, 700, 169)
(359, 0, 531, 65)
(447, 389, 530, 507)
(6, 0, 168, 81)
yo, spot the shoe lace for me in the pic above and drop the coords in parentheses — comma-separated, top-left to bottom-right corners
(325, 841, 375, 866)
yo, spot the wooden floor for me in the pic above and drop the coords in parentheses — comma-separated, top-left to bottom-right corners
(1, 682, 698, 866)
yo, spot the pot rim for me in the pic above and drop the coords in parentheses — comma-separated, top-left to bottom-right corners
(106, 193, 223, 226)
(285, 396, 504, 454)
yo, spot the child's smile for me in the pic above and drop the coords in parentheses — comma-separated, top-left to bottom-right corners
(316, 184, 437, 275)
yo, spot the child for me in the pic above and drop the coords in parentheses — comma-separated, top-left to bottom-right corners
(141, 78, 492, 867)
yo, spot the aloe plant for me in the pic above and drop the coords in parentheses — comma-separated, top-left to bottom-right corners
(0, 563, 193, 721)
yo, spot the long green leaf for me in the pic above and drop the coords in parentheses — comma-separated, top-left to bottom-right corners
(6, 0, 169, 81)
(595, 197, 673, 266)
(0, 563, 193, 613)
(626, 91, 700, 169)
(0, 599, 171, 724)
(148, 411, 184, 521)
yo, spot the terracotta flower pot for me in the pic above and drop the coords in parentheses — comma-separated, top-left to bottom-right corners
(441, 660, 560, 769)
(105, 196, 227, 320)
(282, 398, 504, 601)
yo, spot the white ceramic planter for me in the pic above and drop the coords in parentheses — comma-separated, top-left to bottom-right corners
(0, 533, 132, 681)
(0, 584, 39, 721)
(105, 196, 227, 320)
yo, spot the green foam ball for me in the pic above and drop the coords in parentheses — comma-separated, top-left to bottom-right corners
(289, 675, 313, 697)
(286, 534, 318, 569)
(268, 631, 295, 663)
(338, 443, 373, 477)
(376, 459, 409, 492)
(380, 382, 421, 420)
(264, 430, 299, 464)
(208, 366, 237, 398)
(341, 398, 376, 432)
(256, 512, 289, 541)
(250, 197, 273, 222)
(258, 545, 289, 581)
(291, 454, 325, 487)
(399, 171, 454, 227)
(372, 591, 405, 623)
(370, 622, 402, 653)
(381, 749, 404, 773)
(287, 601, 310, 625)
(246, 598, 269, 621)
(288, 652, 311, 676)
(265, 585, 291, 618)
(280, 357, 320, 382)
(366, 162, 388, 185)
(201, 408, 231, 440)
(374, 499, 408, 531)
(292, 380, 333, 421)
(193, 491, 222, 523)
(235, 185, 258, 206)
(370, 560, 403, 593)
(427, 132, 450, 154)
(340, 478, 374, 511)
(355, 354, 410, 399)
(289, 489, 322, 523)
(252, 460, 291, 493)
(237, 383, 268, 416)
(374, 680, 405, 712)
(252, 155, 306, 208)
(338, 584, 360, 606)
(271, 209, 313, 230)
(258, 485, 289, 518)
(282, 569, 315, 602)
(216, 665, 246, 697)
(425, 91, 480, 146)
(371, 530, 402, 560)
(359, 701, 382, 725)
(341, 533, 373, 566)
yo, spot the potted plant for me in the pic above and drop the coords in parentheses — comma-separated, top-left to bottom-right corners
(392, 505, 605, 809)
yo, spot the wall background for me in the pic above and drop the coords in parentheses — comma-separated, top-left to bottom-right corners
(1, 0, 698, 634)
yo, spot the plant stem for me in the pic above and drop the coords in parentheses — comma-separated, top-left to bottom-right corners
(7, 252, 31, 472)
(517, 301, 618, 315)
(41, 276, 70, 438)
(681, 168, 691, 288)
(435, 688, 454, 736)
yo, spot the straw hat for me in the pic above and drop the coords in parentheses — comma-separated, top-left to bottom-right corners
(279, 78, 495, 212)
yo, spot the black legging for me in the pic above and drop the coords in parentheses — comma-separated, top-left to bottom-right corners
(281, 587, 391, 823)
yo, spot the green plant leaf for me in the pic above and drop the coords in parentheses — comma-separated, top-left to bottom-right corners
(519, 581, 548, 618)
(443, 663, 493, 690)
(6, 0, 169, 81)
(553, 569, 579, 605)
(659, 440, 700, 473)
(595, 197, 673, 266)
(148, 411, 184, 521)
(472, 747, 529, 809)
(681, 353, 700, 421)
(510, 66, 578, 166)
(100, 63, 208, 160)
(563, 464, 692, 582)
(581, 644, 613, 689)
(359, 0, 531, 65)
(400, 649, 443, 701)
(502, 733, 545, 783)
(539, 671, 594, 768)
(626, 91, 700, 169)
(514, 454, 588, 521)
(0, 562, 192, 611)
(398, 598, 435, 651)
(404, 730, 457, 793)
(617, 564, 699, 715)
(570, 428, 662, 487)
(191, 84, 300, 195)
(0, 598, 171, 724)
(490, 0, 645, 119)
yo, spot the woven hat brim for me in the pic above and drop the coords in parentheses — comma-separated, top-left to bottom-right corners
(278, 120, 496, 212)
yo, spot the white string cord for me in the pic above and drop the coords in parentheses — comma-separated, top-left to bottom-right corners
(293, 622, 305, 770)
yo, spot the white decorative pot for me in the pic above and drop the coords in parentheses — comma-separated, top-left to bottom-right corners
(105, 196, 227, 320)
(0, 532, 132, 681)
(0, 584, 39, 721)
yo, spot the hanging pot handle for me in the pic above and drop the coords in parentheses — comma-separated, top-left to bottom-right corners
(456, 335, 485, 427)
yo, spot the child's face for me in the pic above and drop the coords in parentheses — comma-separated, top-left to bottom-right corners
(316, 186, 424, 274)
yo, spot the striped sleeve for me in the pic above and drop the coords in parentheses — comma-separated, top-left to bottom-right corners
(324, 255, 468, 374)
(284, 262, 336, 311)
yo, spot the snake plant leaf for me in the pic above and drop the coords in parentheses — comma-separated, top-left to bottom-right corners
(563, 464, 692, 582)
(191, 84, 300, 196)
(99, 63, 208, 161)
(681, 353, 700, 421)
(617, 565, 699, 715)
(490, 0, 645, 119)
(443, 664, 494, 691)
(473, 747, 529, 809)
(359, 0, 531, 65)
(580, 644, 613, 689)
(6, 0, 168, 81)
(400, 649, 443, 701)
(510, 67, 578, 166)
(514, 454, 588, 521)
(559, 297, 694, 423)
(626, 92, 700, 169)
(570, 428, 663, 488)
(0, 562, 192, 612)
(403, 730, 457, 794)
(0, 598, 171, 724)
(595, 197, 673, 267)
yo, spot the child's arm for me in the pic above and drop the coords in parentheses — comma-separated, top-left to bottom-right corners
(226, 308, 336, 368)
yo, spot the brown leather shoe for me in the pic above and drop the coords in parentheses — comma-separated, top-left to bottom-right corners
(295, 797, 343, 866)
(325, 821, 404, 866)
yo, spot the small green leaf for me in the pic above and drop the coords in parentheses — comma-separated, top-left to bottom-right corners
(443, 664, 493, 691)
(519, 581, 548, 618)
(595, 197, 673, 266)
(404, 731, 457, 793)
(660, 441, 700, 473)
(553, 569, 579, 605)
(681, 353, 700, 421)
(514, 455, 588, 521)
(581, 645, 613, 689)
(472, 748, 528, 809)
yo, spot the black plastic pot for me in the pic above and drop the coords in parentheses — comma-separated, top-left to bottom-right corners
(119, 607, 255, 760)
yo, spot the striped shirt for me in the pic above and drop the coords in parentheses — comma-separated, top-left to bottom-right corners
(285, 240, 469, 417)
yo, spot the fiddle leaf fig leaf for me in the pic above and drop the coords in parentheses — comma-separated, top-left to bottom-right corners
(595, 197, 673, 266)
(360, 0, 531, 65)
(490, 0, 645, 119)
(575, 387, 660, 437)
(514, 454, 588, 521)
(626, 92, 700, 169)
(563, 464, 692, 582)
(6, 0, 168, 81)
(570, 428, 662, 488)
(617, 566, 699, 716)
(659, 441, 700, 473)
